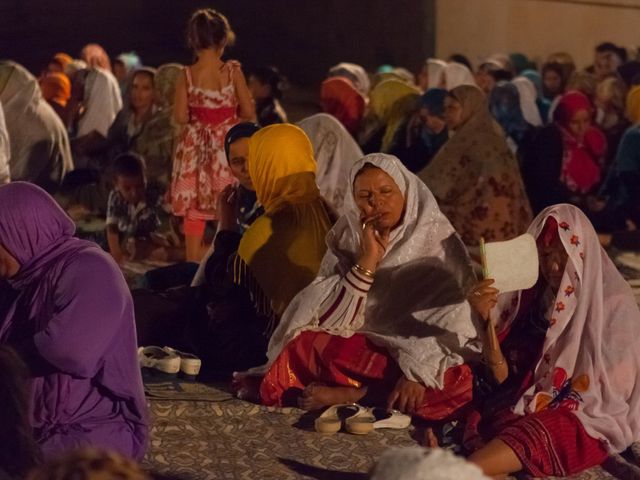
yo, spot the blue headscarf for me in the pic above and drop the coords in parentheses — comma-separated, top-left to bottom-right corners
(489, 81, 530, 145)
(420, 88, 447, 117)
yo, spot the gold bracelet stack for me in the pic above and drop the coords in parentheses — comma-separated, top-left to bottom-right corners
(485, 357, 505, 367)
(353, 263, 375, 278)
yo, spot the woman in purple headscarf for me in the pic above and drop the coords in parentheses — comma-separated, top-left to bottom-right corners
(0, 182, 148, 460)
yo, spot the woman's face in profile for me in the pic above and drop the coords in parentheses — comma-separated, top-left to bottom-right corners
(543, 70, 562, 97)
(539, 236, 568, 294)
(228, 137, 253, 190)
(444, 96, 464, 130)
(354, 166, 405, 231)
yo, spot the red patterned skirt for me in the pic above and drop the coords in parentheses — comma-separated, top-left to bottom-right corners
(464, 406, 608, 476)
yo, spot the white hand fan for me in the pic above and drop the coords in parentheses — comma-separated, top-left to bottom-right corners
(480, 234, 539, 293)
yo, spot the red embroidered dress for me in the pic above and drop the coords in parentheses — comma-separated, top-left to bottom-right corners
(171, 65, 238, 221)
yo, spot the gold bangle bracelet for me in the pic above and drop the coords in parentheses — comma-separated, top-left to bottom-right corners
(486, 358, 505, 366)
(353, 263, 375, 278)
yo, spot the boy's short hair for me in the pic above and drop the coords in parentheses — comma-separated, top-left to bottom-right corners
(113, 152, 146, 179)
(595, 42, 628, 63)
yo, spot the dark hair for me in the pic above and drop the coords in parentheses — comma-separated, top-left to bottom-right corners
(248, 66, 287, 99)
(0, 346, 41, 477)
(618, 61, 640, 87)
(479, 62, 513, 82)
(27, 448, 148, 480)
(187, 8, 236, 52)
(224, 122, 260, 161)
(541, 62, 568, 99)
(113, 152, 146, 179)
(131, 67, 157, 85)
(448, 53, 473, 72)
(542, 61, 565, 78)
(420, 88, 447, 118)
(596, 42, 628, 63)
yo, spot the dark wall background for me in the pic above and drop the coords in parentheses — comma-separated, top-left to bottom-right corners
(0, 0, 435, 87)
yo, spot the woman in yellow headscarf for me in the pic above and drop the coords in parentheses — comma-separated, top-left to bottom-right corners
(626, 84, 640, 124)
(236, 123, 333, 318)
(182, 123, 332, 377)
(360, 79, 421, 154)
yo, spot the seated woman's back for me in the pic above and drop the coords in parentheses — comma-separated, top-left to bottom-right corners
(236, 124, 333, 318)
(0, 61, 74, 193)
(0, 182, 148, 460)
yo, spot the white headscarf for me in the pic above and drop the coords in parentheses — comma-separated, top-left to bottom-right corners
(328, 62, 370, 99)
(426, 59, 447, 89)
(512, 76, 543, 126)
(443, 62, 477, 90)
(371, 447, 490, 480)
(263, 153, 481, 388)
(0, 61, 73, 191)
(77, 67, 122, 138)
(64, 59, 87, 79)
(297, 113, 363, 216)
(494, 204, 640, 453)
(0, 103, 10, 184)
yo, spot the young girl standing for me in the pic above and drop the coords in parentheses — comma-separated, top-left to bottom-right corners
(172, 8, 255, 261)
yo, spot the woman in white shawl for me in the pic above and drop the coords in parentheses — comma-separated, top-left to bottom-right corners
(512, 76, 543, 127)
(297, 113, 363, 216)
(75, 67, 122, 140)
(69, 66, 122, 170)
(253, 153, 480, 418)
(417, 59, 447, 92)
(0, 61, 73, 193)
(443, 62, 477, 90)
(465, 204, 640, 477)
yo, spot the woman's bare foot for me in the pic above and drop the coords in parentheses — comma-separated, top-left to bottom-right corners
(231, 373, 263, 403)
(298, 383, 367, 411)
(421, 427, 439, 448)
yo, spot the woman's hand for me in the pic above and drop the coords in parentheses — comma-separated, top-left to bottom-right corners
(387, 376, 426, 414)
(586, 195, 607, 213)
(357, 214, 390, 272)
(468, 279, 499, 322)
(218, 185, 239, 232)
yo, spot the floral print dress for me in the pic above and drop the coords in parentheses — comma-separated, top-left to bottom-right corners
(170, 65, 238, 220)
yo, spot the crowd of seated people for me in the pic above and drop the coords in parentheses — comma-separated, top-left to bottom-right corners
(2, 6, 640, 478)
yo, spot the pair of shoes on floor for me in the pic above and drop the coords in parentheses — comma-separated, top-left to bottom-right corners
(138, 346, 201, 379)
(314, 403, 411, 435)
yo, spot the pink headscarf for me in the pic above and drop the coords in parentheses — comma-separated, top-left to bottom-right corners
(554, 91, 606, 193)
(80, 43, 112, 71)
(320, 76, 365, 136)
(494, 204, 640, 453)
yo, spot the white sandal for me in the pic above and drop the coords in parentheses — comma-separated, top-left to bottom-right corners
(345, 407, 411, 435)
(138, 346, 181, 375)
(163, 346, 202, 379)
(314, 404, 364, 434)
